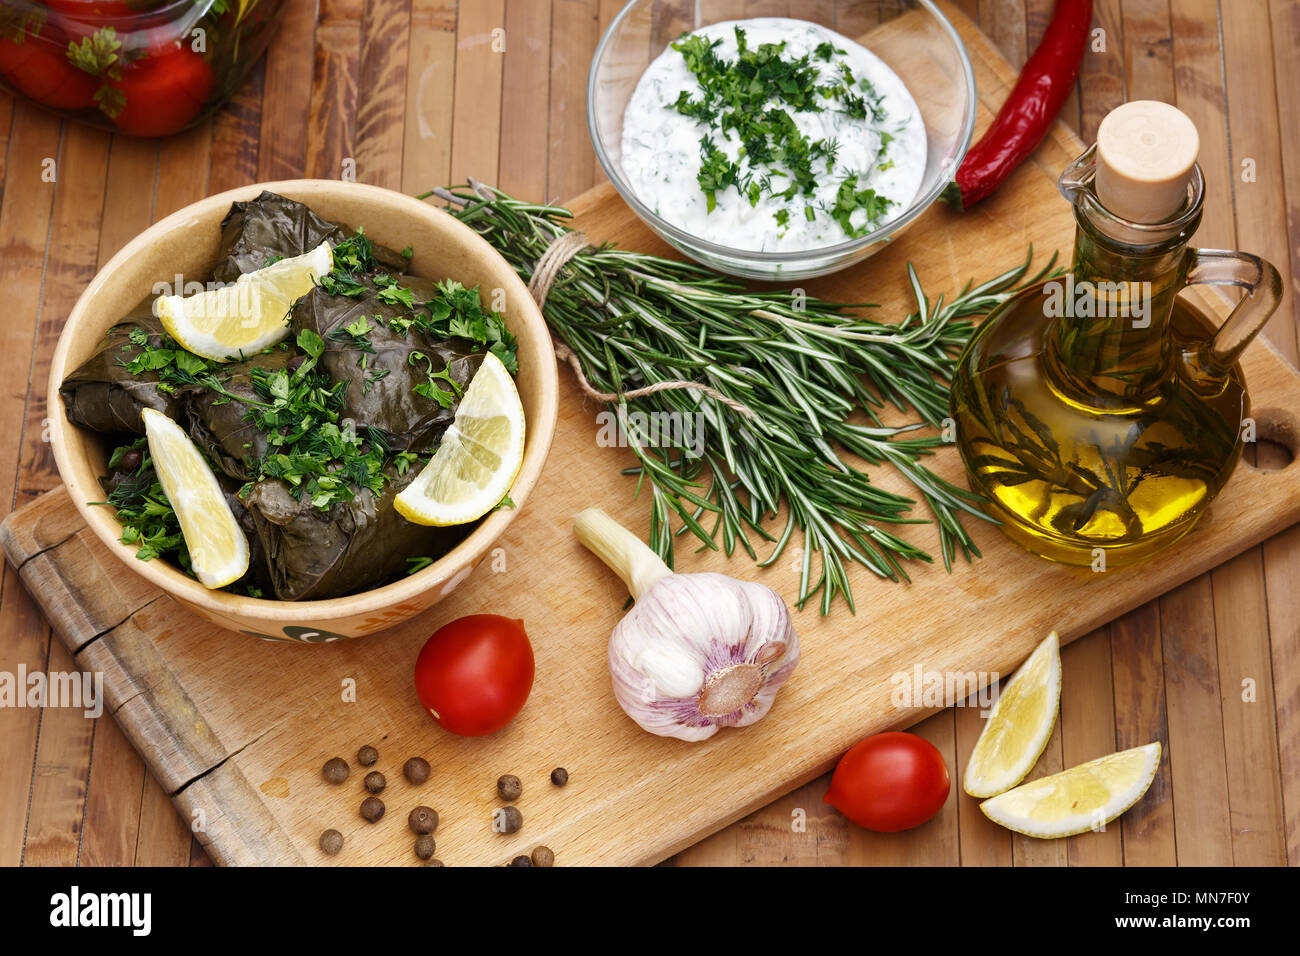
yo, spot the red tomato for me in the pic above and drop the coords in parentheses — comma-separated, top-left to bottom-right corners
(824, 732, 951, 832)
(0, 24, 98, 109)
(414, 615, 534, 737)
(107, 46, 213, 136)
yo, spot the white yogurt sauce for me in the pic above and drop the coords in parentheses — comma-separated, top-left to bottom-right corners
(620, 18, 927, 253)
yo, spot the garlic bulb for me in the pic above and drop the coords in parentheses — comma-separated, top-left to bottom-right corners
(574, 508, 799, 742)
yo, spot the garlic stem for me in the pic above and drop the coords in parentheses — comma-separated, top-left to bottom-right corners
(573, 508, 673, 600)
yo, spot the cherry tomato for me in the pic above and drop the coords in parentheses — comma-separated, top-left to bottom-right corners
(414, 615, 534, 737)
(823, 731, 951, 832)
(0, 23, 98, 110)
(107, 45, 213, 137)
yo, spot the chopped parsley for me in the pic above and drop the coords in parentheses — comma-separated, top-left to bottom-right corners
(100, 439, 191, 566)
(406, 555, 435, 574)
(668, 25, 897, 238)
(386, 278, 519, 375)
(316, 229, 376, 298)
(830, 174, 892, 238)
(234, 334, 393, 510)
(120, 327, 229, 393)
(375, 275, 416, 310)
(109, 229, 520, 517)
(327, 315, 378, 373)
(408, 351, 463, 407)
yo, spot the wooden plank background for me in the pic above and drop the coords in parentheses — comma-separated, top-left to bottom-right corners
(0, 0, 1296, 867)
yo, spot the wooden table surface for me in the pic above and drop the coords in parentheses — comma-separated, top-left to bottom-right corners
(1, 0, 1296, 868)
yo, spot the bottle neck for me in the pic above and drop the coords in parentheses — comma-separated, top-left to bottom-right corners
(1044, 189, 1201, 407)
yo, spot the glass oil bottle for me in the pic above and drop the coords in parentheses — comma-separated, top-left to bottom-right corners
(949, 103, 1283, 567)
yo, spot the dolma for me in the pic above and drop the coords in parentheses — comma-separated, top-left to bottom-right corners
(62, 191, 510, 603)
(59, 305, 184, 435)
(98, 458, 275, 597)
(212, 191, 409, 283)
(290, 278, 484, 453)
(241, 466, 465, 601)
(182, 347, 294, 481)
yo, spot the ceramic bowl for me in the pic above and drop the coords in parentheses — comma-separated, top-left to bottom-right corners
(48, 179, 558, 641)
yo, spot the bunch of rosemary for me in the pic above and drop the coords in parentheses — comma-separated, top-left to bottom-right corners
(427, 182, 1057, 613)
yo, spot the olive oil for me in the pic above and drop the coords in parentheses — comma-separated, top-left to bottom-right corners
(952, 295, 1246, 566)
(950, 109, 1281, 568)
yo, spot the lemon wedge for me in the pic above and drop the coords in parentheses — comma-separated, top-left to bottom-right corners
(142, 408, 249, 589)
(395, 351, 526, 526)
(964, 631, 1061, 798)
(155, 242, 332, 361)
(979, 742, 1162, 838)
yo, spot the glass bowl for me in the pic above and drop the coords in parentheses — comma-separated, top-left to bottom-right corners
(0, 0, 284, 137)
(587, 0, 976, 280)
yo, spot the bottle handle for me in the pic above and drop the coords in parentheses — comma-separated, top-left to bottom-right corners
(1185, 248, 1283, 375)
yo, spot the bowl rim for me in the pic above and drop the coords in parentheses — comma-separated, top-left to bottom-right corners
(586, 0, 977, 265)
(48, 179, 559, 626)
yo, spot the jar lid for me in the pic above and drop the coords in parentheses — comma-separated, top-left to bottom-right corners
(1094, 101, 1199, 223)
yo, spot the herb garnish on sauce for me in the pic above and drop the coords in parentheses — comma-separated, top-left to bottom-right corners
(670, 26, 896, 236)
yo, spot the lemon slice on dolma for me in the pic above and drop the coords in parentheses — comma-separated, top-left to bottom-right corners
(395, 352, 526, 527)
(980, 743, 1162, 838)
(155, 242, 332, 361)
(964, 631, 1061, 798)
(142, 408, 249, 589)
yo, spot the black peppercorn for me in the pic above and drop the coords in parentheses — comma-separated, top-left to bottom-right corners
(360, 796, 385, 822)
(531, 846, 555, 867)
(364, 771, 386, 794)
(322, 757, 349, 784)
(319, 829, 344, 855)
(408, 805, 439, 835)
(550, 767, 569, 787)
(414, 835, 436, 860)
(495, 805, 523, 834)
(404, 757, 431, 784)
(497, 774, 522, 801)
(357, 745, 379, 767)
(508, 855, 533, 867)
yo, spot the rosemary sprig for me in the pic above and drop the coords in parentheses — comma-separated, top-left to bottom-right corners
(425, 182, 1058, 612)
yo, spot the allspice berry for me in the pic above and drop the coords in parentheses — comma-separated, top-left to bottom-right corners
(357, 745, 379, 767)
(364, 771, 386, 794)
(426, 859, 446, 867)
(531, 846, 555, 867)
(497, 774, 522, 801)
(319, 829, 344, 855)
(550, 767, 569, 787)
(403, 757, 431, 784)
(496, 805, 523, 834)
(409, 805, 439, 835)
(322, 757, 349, 784)
(414, 834, 436, 860)
(360, 796, 385, 822)
(508, 855, 533, 867)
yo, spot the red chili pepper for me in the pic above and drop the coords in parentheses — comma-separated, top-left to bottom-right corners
(945, 0, 1093, 210)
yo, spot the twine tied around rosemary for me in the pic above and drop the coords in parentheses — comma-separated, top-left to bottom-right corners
(526, 229, 756, 419)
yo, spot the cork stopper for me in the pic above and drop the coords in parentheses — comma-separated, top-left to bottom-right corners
(1094, 101, 1199, 223)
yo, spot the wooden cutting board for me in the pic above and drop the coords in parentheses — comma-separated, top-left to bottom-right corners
(5, 4, 1300, 867)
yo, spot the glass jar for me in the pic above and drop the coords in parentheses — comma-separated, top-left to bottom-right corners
(0, 0, 284, 137)
(949, 143, 1282, 567)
